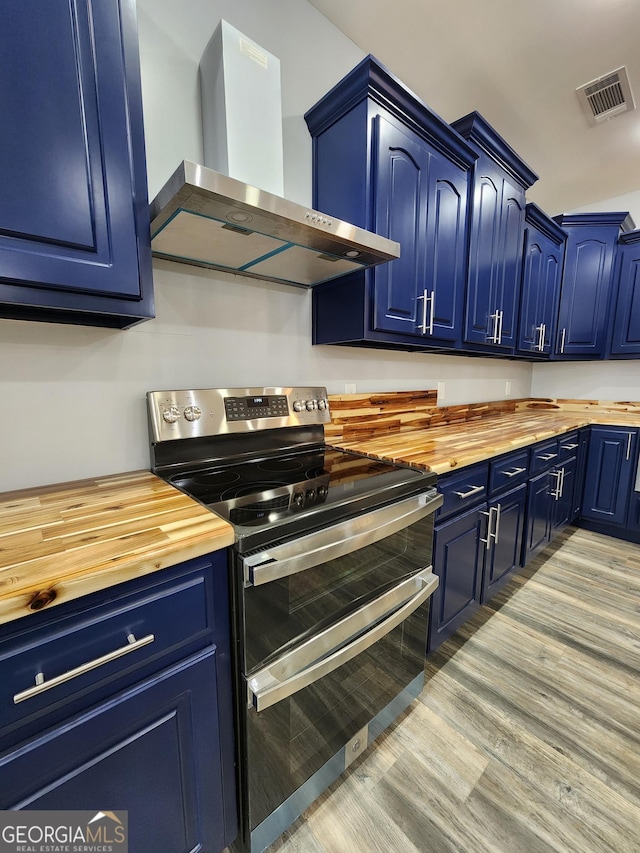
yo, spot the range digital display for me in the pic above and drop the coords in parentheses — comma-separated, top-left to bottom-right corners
(248, 397, 267, 407)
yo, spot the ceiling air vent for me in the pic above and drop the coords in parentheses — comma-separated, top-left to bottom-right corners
(576, 66, 635, 125)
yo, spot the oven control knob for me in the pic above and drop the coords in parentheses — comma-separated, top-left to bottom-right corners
(317, 399, 328, 411)
(161, 405, 181, 424)
(306, 488, 316, 503)
(293, 400, 305, 413)
(292, 491, 305, 507)
(183, 405, 202, 422)
(306, 399, 318, 411)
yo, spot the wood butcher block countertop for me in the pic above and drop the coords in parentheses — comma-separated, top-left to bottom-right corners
(0, 470, 234, 627)
(327, 394, 640, 474)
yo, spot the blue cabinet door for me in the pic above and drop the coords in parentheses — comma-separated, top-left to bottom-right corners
(372, 116, 429, 337)
(523, 470, 553, 563)
(481, 484, 527, 602)
(463, 168, 501, 346)
(452, 112, 537, 353)
(551, 456, 577, 533)
(423, 153, 468, 344)
(0, 0, 153, 327)
(582, 427, 638, 525)
(553, 213, 631, 359)
(495, 178, 526, 349)
(610, 230, 640, 357)
(462, 163, 526, 350)
(1, 650, 232, 853)
(429, 506, 485, 651)
(517, 204, 565, 357)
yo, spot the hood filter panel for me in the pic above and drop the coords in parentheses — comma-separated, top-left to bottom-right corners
(149, 161, 400, 287)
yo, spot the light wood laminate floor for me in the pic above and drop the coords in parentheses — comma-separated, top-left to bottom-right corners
(266, 526, 640, 853)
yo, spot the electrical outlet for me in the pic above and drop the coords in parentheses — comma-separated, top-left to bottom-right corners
(345, 383, 357, 394)
(437, 381, 446, 402)
(505, 381, 512, 397)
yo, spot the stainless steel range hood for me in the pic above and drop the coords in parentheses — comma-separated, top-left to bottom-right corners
(149, 161, 400, 288)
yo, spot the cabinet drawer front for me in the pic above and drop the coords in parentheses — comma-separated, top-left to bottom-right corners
(437, 463, 489, 520)
(530, 439, 560, 474)
(489, 449, 530, 495)
(557, 432, 580, 460)
(0, 569, 214, 732)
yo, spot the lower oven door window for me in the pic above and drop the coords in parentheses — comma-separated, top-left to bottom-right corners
(244, 569, 436, 832)
(240, 491, 440, 671)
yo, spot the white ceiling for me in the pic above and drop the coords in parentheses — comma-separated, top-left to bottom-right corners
(307, 0, 640, 216)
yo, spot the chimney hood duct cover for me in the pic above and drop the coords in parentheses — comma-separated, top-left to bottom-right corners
(149, 161, 400, 287)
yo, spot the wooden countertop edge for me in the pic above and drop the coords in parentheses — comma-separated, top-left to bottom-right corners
(329, 412, 640, 474)
(0, 532, 234, 628)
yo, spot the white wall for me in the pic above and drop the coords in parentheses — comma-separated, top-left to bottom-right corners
(0, 0, 533, 493)
(532, 361, 640, 401)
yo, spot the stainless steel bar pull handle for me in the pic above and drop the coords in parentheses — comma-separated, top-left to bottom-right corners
(243, 491, 443, 586)
(479, 506, 497, 548)
(627, 432, 633, 461)
(494, 503, 501, 544)
(488, 311, 500, 344)
(541, 323, 546, 351)
(550, 470, 562, 500)
(417, 290, 426, 333)
(247, 567, 439, 712)
(497, 310, 504, 345)
(539, 452, 558, 461)
(428, 290, 435, 335)
(559, 327, 566, 354)
(504, 467, 527, 478)
(453, 484, 485, 500)
(13, 633, 155, 704)
(534, 324, 544, 352)
(561, 442, 579, 451)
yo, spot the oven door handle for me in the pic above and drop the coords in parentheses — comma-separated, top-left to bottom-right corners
(246, 567, 439, 712)
(242, 490, 443, 587)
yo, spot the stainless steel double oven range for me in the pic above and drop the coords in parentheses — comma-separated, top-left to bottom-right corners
(147, 386, 442, 853)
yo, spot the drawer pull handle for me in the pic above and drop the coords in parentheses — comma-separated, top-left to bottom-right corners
(453, 484, 485, 499)
(538, 452, 557, 461)
(13, 633, 155, 705)
(503, 467, 527, 478)
(561, 442, 579, 450)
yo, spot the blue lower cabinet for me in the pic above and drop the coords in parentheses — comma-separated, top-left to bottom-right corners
(1, 651, 228, 853)
(430, 480, 527, 650)
(429, 506, 484, 651)
(0, 551, 237, 853)
(627, 493, 640, 532)
(481, 484, 527, 603)
(582, 427, 638, 525)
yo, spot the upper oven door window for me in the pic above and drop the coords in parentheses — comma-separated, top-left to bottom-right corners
(239, 491, 441, 672)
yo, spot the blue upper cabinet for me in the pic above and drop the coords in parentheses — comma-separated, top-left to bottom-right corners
(516, 203, 566, 358)
(451, 113, 538, 354)
(0, 0, 154, 328)
(609, 230, 640, 357)
(552, 212, 632, 359)
(306, 56, 477, 351)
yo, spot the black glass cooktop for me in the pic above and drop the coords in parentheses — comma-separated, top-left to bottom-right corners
(169, 446, 436, 540)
